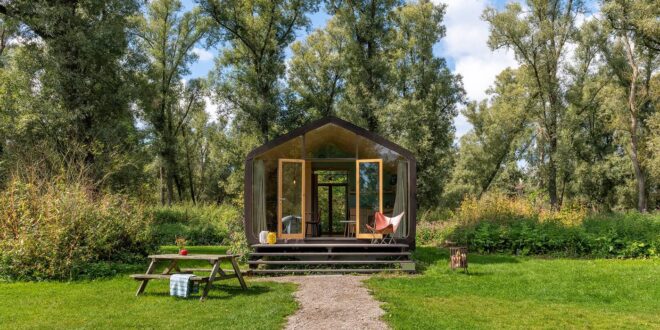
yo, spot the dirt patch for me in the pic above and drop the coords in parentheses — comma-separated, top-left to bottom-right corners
(259, 275, 390, 330)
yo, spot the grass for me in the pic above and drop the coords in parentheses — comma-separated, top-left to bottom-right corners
(3, 245, 659, 329)
(0, 246, 297, 330)
(366, 247, 660, 329)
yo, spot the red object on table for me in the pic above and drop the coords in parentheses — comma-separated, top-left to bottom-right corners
(179, 249, 188, 255)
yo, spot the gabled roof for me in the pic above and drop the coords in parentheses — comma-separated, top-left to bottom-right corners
(245, 116, 416, 161)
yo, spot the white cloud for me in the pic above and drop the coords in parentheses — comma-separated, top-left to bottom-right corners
(434, 0, 519, 138)
(192, 47, 214, 61)
(203, 96, 219, 123)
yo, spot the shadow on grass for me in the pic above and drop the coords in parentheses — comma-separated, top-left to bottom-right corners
(413, 247, 520, 274)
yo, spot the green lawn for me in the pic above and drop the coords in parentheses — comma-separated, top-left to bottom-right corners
(0, 246, 297, 330)
(3, 246, 659, 329)
(366, 248, 660, 329)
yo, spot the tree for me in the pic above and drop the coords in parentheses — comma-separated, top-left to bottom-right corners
(598, 0, 659, 211)
(484, 0, 583, 209)
(328, 0, 402, 132)
(449, 69, 530, 198)
(560, 19, 623, 209)
(0, 0, 141, 185)
(384, 0, 464, 206)
(200, 0, 319, 142)
(288, 17, 347, 121)
(132, 0, 209, 204)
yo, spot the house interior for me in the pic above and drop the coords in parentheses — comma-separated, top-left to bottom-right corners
(250, 123, 409, 240)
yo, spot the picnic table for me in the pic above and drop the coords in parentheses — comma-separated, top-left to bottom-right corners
(130, 254, 247, 301)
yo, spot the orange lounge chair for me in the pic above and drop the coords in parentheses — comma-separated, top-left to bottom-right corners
(366, 212, 405, 244)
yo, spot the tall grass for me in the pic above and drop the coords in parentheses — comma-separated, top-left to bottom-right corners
(148, 203, 240, 245)
(418, 193, 659, 258)
(0, 175, 157, 280)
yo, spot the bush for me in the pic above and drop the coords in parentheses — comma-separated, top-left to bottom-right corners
(419, 193, 659, 258)
(148, 203, 240, 245)
(0, 177, 157, 280)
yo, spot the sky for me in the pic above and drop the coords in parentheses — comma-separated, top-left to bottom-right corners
(183, 0, 517, 137)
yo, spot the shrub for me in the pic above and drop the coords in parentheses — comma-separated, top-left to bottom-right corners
(0, 177, 157, 280)
(226, 215, 251, 262)
(419, 193, 659, 258)
(148, 203, 239, 245)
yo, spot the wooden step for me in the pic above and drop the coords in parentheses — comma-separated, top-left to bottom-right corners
(248, 268, 415, 275)
(248, 259, 413, 265)
(252, 243, 408, 249)
(250, 252, 411, 257)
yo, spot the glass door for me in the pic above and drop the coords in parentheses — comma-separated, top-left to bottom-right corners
(278, 159, 305, 239)
(356, 159, 383, 239)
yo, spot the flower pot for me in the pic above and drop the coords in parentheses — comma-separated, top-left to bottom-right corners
(179, 249, 188, 256)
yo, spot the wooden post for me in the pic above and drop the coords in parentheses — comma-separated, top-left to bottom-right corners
(230, 257, 248, 290)
(449, 247, 468, 273)
(200, 260, 220, 301)
(136, 259, 158, 296)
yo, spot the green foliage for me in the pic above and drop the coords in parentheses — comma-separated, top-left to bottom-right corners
(447, 68, 529, 200)
(0, 176, 157, 281)
(201, 0, 320, 141)
(0, 0, 142, 186)
(148, 203, 240, 245)
(226, 215, 251, 262)
(132, 0, 211, 205)
(417, 194, 659, 258)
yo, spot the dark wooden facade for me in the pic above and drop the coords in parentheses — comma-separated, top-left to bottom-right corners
(244, 116, 417, 249)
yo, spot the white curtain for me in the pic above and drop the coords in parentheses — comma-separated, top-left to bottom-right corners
(253, 160, 267, 234)
(392, 161, 408, 238)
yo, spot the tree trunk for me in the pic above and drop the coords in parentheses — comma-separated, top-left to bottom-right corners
(623, 33, 648, 212)
(548, 136, 559, 210)
(160, 165, 165, 206)
(183, 130, 196, 204)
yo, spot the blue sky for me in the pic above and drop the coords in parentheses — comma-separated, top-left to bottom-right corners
(181, 0, 519, 137)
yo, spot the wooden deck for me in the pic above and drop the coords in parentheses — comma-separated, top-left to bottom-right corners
(247, 242, 415, 275)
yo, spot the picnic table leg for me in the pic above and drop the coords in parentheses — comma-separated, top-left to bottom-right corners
(162, 260, 178, 275)
(200, 261, 220, 302)
(136, 259, 157, 296)
(230, 258, 247, 290)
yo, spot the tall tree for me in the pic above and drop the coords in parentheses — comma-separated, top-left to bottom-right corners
(327, 0, 402, 132)
(132, 0, 209, 204)
(0, 0, 140, 182)
(288, 17, 347, 121)
(598, 0, 658, 211)
(384, 0, 464, 206)
(453, 69, 530, 198)
(484, 0, 583, 209)
(200, 0, 319, 142)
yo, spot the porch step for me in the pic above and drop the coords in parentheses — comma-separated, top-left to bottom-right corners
(250, 252, 411, 257)
(248, 242, 415, 275)
(251, 243, 409, 249)
(248, 268, 415, 275)
(248, 259, 414, 265)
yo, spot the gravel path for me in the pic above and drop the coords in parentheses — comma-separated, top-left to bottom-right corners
(261, 275, 390, 330)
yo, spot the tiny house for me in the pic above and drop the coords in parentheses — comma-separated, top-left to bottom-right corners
(244, 117, 416, 274)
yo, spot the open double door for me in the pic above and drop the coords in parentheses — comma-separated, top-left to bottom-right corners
(277, 159, 382, 240)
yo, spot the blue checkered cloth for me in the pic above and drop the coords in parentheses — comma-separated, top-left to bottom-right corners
(170, 274, 195, 298)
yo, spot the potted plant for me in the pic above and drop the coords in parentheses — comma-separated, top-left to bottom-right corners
(175, 237, 188, 255)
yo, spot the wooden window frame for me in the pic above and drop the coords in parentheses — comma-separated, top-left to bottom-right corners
(277, 159, 306, 239)
(355, 159, 383, 239)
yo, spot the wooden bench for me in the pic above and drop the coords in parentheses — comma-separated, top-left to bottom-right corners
(130, 254, 247, 301)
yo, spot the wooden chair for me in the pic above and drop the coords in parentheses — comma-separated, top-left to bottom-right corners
(344, 208, 357, 237)
(305, 212, 321, 237)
